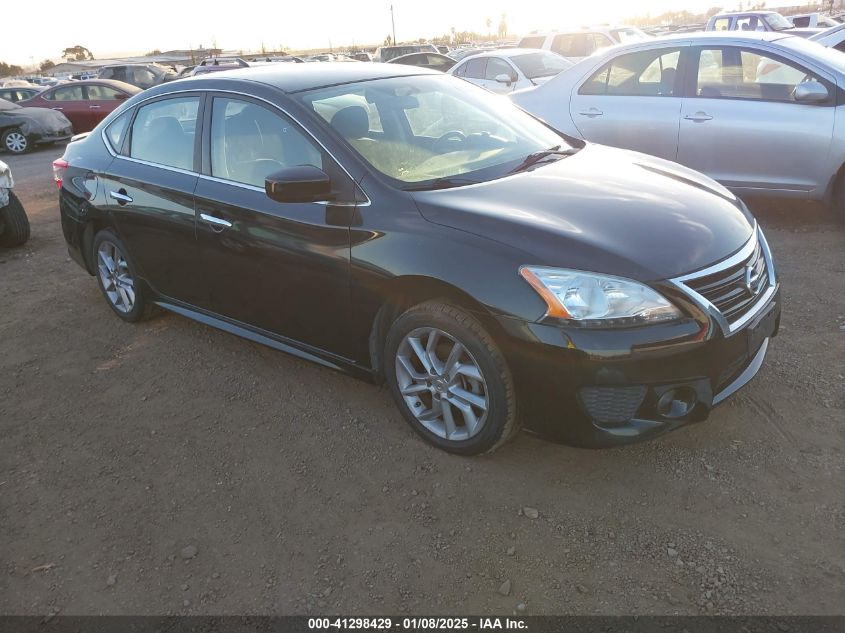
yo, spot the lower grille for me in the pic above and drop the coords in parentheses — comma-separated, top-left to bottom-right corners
(680, 235, 770, 326)
(579, 386, 646, 424)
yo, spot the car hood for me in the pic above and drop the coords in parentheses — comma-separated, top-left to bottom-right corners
(411, 144, 755, 282)
(0, 105, 71, 131)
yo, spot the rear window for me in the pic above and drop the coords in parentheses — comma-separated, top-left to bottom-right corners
(519, 36, 546, 49)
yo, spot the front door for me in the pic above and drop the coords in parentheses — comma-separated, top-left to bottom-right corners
(102, 94, 206, 305)
(677, 46, 835, 193)
(569, 45, 686, 162)
(194, 95, 355, 356)
(83, 83, 126, 128)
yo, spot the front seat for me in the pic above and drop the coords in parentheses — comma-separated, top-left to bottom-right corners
(330, 105, 380, 167)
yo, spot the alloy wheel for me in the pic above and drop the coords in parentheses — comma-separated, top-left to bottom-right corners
(97, 241, 135, 313)
(395, 327, 489, 441)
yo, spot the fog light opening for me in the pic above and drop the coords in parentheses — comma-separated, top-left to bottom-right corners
(657, 387, 697, 419)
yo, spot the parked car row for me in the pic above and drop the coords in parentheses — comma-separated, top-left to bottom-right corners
(510, 31, 845, 221)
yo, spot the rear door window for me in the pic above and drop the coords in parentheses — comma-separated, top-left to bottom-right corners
(579, 48, 682, 96)
(47, 85, 84, 101)
(129, 96, 200, 170)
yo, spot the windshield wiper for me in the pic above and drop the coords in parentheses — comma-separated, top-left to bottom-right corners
(403, 177, 479, 192)
(508, 146, 580, 174)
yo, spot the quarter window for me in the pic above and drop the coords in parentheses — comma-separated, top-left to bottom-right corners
(579, 49, 682, 96)
(209, 97, 323, 188)
(129, 96, 199, 170)
(105, 111, 130, 153)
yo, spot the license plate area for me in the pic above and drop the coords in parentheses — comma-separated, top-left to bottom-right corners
(747, 301, 778, 357)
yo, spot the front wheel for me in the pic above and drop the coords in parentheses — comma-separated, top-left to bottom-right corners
(0, 191, 30, 247)
(384, 301, 519, 455)
(2, 128, 29, 154)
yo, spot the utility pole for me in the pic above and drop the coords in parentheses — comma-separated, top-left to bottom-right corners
(391, 5, 397, 45)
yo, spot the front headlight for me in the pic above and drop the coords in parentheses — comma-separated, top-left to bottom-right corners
(519, 266, 682, 327)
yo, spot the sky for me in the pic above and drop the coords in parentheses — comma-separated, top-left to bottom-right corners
(1, 0, 753, 67)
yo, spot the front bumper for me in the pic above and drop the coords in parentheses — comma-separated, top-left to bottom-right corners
(498, 286, 781, 448)
(31, 128, 73, 145)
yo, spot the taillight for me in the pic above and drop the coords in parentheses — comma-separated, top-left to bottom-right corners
(52, 158, 69, 190)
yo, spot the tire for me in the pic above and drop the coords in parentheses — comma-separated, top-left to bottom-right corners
(92, 229, 155, 322)
(384, 300, 520, 455)
(0, 191, 30, 247)
(1, 128, 29, 154)
(831, 173, 845, 224)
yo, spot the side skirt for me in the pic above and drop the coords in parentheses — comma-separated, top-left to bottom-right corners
(155, 299, 377, 383)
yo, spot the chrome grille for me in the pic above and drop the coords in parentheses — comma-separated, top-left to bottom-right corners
(684, 239, 769, 324)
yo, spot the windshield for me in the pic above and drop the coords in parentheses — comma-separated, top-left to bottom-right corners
(0, 98, 21, 111)
(611, 27, 649, 43)
(297, 75, 569, 188)
(783, 35, 845, 73)
(511, 51, 574, 79)
(763, 13, 793, 31)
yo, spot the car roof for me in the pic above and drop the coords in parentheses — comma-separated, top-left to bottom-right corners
(652, 31, 792, 43)
(45, 79, 142, 93)
(189, 62, 439, 93)
(457, 48, 560, 61)
(711, 10, 779, 17)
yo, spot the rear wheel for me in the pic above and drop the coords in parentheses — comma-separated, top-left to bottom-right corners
(92, 230, 155, 322)
(0, 191, 30, 247)
(384, 301, 519, 455)
(1, 128, 29, 154)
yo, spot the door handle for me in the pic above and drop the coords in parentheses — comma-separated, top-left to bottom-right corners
(89, 105, 101, 109)
(109, 190, 133, 204)
(200, 213, 232, 229)
(684, 112, 713, 122)
(578, 107, 604, 117)
(51, 107, 63, 111)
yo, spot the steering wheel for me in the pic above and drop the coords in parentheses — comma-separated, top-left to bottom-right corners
(435, 130, 466, 149)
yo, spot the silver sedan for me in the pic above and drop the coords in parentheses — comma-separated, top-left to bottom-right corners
(512, 32, 845, 220)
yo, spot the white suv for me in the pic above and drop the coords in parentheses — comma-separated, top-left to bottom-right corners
(518, 26, 649, 61)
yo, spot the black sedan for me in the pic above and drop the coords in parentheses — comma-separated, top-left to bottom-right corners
(54, 64, 780, 453)
(1, 97, 73, 154)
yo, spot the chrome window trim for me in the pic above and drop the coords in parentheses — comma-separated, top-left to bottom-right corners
(102, 87, 371, 206)
(670, 222, 777, 337)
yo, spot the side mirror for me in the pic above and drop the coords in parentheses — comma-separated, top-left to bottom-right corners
(114, 93, 128, 100)
(793, 81, 829, 103)
(265, 165, 332, 203)
(495, 73, 515, 85)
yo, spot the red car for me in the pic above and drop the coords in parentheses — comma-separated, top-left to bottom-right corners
(18, 80, 140, 133)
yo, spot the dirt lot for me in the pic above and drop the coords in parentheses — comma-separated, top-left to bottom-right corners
(1, 145, 843, 617)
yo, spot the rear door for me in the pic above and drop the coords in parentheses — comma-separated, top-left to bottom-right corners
(101, 94, 206, 305)
(569, 44, 688, 161)
(194, 95, 356, 355)
(677, 45, 835, 192)
(41, 84, 91, 132)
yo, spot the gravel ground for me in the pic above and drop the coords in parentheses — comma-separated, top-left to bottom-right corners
(1, 146, 843, 616)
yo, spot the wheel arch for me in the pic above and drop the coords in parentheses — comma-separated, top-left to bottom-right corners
(367, 274, 510, 384)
